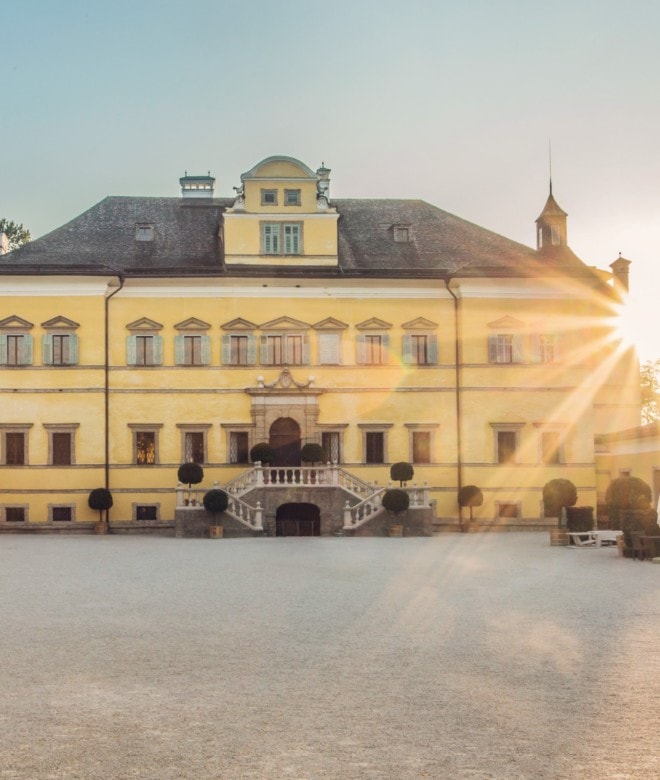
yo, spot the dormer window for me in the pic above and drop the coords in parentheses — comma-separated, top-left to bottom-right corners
(284, 189, 301, 206)
(393, 225, 411, 242)
(261, 189, 278, 206)
(135, 224, 154, 241)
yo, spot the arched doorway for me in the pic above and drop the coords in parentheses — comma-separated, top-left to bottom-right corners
(276, 503, 321, 537)
(269, 417, 301, 466)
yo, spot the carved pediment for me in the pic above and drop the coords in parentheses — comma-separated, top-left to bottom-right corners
(41, 316, 80, 330)
(256, 368, 314, 390)
(259, 316, 310, 331)
(487, 315, 525, 330)
(401, 317, 438, 330)
(313, 317, 349, 330)
(126, 317, 163, 331)
(174, 317, 211, 331)
(221, 317, 258, 331)
(356, 317, 392, 331)
(0, 315, 33, 329)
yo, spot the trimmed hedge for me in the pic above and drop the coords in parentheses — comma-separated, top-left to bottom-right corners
(382, 488, 410, 515)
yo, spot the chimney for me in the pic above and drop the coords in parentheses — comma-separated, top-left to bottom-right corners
(179, 171, 215, 199)
(610, 254, 631, 294)
(0, 232, 8, 255)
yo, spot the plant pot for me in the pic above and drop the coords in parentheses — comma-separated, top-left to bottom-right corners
(94, 521, 107, 534)
(389, 524, 403, 537)
(549, 528, 567, 546)
(209, 525, 224, 538)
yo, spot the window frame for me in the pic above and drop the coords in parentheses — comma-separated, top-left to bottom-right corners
(49, 504, 75, 522)
(261, 222, 303, 256)
(488, 334, 525, 364)
(1, 424, 32, 465)
(44, 423, 79, 466)
(491, 423, 524, 465)
(0, 333, 33, 366)
(222, 333, 257, 366)
(357, 333, 390, 365)
(133, 503, 160, 522)
(129, 424, 162, 465)
(2, 505, 28, 523)
(284, 189, 301, 206)
(174, 334, 211, 366)
(261, 189, 278, 206)
(359, 424, 393, 465)
(177, 424, 211, 465)
(260, 332, 309, 366)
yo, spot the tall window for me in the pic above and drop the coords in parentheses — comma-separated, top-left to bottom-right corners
(262, 223, 302, 255)
(184, 432, 205, 464)
(230, 335, 248, 365)
(1, 334, 33, 366)
(174, 334, 210, 366)
(136, 432, 156, 465)
(531, 334, 557, 364)
(497, 431, 517, 464)
(488, 334, 525, 364)
(318, 333, 341, 364)
(412, 431, 431, 464)
(365, 432, 385, 464)
(135, 335, 156, 365)
(43, 333, 78, 366)
(358, 334, 390, 365)
(541, 431, 561, 464)
(5, 432, 25, 465)
(261, 334, 307, 365)
(229, 432, 249, 464)
(403, 334, 438, 365)
(51, 432, 72, 465)
(322, 432, 341, 464)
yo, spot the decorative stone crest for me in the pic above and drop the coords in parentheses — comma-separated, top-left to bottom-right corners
(256, 368, 315, 390)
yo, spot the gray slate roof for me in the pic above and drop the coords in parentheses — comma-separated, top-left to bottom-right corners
(0, 195, 598, 281)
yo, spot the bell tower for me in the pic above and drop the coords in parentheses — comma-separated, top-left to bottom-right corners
(535, 181, 568, 251)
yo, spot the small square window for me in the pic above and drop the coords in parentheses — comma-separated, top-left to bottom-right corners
(52, 506, 73, 522)
(5, 507, 25, 522)
(284, 189, 301, 206)
(136, 505, 158, 521)
(261, 189, 278, 206)
(135, 224, 154, 241)
(393, 227, 410, 242)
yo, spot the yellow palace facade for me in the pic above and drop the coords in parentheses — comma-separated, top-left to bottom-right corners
(0, 156, 640, 533)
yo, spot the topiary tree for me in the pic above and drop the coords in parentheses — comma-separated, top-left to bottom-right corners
(606, 476, 655, 546)
(178, 462, 204, 488)
(250, 442, 275, 464)
(203, 489, 229, 525)
(382, 488, 410, 515)
(88, 487, 113, 529)
(458, 485, 483, 523)
(390, 462, 414, 486)
(542, 478, 577, 524)
(301, 442, 324, 464)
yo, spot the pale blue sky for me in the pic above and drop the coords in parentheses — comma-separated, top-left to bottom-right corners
(2, 0, 659, 359)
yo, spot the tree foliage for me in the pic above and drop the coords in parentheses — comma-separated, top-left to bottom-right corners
(640, 358, 660, 424)
(177, 462, 204, 488)
(0, 219, 31, 251)
(203, 489, 229, 515)
(542, 479, 578, 518)
(382, 488, 410, 515)
(301, 443, 324, 463)
(390, 461, 414, 486)
(250, 442, 275, 464)
(88, 487, 113, 525)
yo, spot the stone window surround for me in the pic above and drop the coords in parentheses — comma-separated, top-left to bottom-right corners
(495, 500, 521, 520)
(1, 504, 29, 523)
(220, 424, 255, 463)
(128, 423, 163, 465)
(132, 503, 161, 522)
(176, 423, 212, 465)
(358, 423, 393, 464)
(0, 423, 33, 465)
(490, 423, 525, 464)
(533, 422, 567, 465)
(405, 423, 439, 464)
(44, 423, 79, 466)
(48, 503, 76, 522)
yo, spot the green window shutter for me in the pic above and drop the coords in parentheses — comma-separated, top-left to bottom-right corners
(0, 335, 7, 365)
(512, 335, 525, 363)
(174, 335, 185, 365)
(222, 334, 231, 364)
(200, 335, 211, 365)
(23, 335, 33, 365)
(42, 334, 53, 365)
(488, 335, 498, 363)
(530, 334, 541, 363)
(402, 335, 413, 364)
(263, 224, 279, 254)
(126, 335, 138, 366)
(152, 335, 163, 365)
(428, 334, 438, 364)
(382, 334, 390, 362)
(260, 335, 269, 364)
(356, 334, 367, 364)
(69, 334, 79, 365)
(246, 335, 257, 365)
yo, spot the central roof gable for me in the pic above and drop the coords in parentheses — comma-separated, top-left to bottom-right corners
(241, 156, 318, 182)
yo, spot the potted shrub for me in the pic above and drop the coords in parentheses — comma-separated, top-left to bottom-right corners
(542, 479, 577, 526)
(606, 476, 657, 553)
(390, 461, 414, 486)
(382, 488, 410, 536)
(250, 442, 275, 465)
(458, 484, 483, 532)
(88, 487, 113, 534)
(203, 489, 229, 538)
(177, 462, 204, 505)
(301, 442, 324, 483)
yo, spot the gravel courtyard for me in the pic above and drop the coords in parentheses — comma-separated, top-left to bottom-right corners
(1, 534, 658, 780)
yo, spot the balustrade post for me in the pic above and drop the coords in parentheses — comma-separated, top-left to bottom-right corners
(255, 462, 264, 486)
(254, 501, 263, 530)
(176, 483, 185, 508)
(343, 500, 353, 527)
